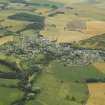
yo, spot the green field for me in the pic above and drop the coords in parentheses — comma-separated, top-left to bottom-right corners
(0, 0, 105, 105)
(26, 61, 105, 105)
(0, 86, 24, 105)
(50, 62, 105, 82)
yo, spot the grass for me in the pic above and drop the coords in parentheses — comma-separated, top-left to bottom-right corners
(34, 8, 51, 16)
(0, 54, 23, 72)
(0, 10, 32, 32)
(0, 86, 23, 105)
(0, 1, 105, 105)
(0, 55, 23, 105)
(0, 64, 12, 72)
(8, 12, 45, 22)
(1, 19, 29, 32)
(27, 71, 88, 105)
(78, 33, 105, 49)
(0, 36, 14, 45)
(27, 0, 64, 8)
(26, 61, 105, 105)
(0, 54, 18, 62)
(49, 0, 86, 4)
(0, 78, 19, 86)
(0, 0, 10, 3)
(50, 61, 105, 82)
(0, 10, 18, 19)
(70, 3, 105, 21)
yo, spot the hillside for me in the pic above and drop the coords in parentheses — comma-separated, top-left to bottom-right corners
(0, 0, 105, 105)
(78, 33, 105, 49)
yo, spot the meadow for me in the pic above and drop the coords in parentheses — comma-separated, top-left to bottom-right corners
(26, 61, 105, 105)
(0, 0, 105, 105)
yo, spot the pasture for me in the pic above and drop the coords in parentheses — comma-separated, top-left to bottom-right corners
(26, 61, 105, 105)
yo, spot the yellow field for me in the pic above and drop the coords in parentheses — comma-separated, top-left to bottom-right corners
(82, 21, 105, 35)
(86, 83, 105, 105)
(41, 15, 102, 43)
(41, 14, 85, 42)
(41, 30, 92, 43)
(93, 63, 105, 74)
(34, 8, 51, 16)
(0, 36, 14, 45)
(1, 19, 29, 32)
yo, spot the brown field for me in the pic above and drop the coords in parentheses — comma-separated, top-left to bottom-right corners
(82, 21, 105, 35)
(86, 83, 105, 105)
(93, 63, 105, 74)
(0, 36, 14, 45)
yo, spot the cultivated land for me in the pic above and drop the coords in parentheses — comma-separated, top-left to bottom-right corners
(41, 14, 93, 43)
(0, 36, 14, 45)
(86, 83, 105, 105)
(82, 21, 105, 35)
(94, 63, 105, 74)
(0, 0, 105, 105)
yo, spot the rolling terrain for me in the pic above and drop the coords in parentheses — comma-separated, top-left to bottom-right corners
(0, 0, 105, 105)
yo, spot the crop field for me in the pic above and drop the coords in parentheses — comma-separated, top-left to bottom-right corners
(86, 83, 105, 105)
(93, 63, 105, 74)
(41, 14, 94, 43)
(0, 0, 105, 105)
(82, 21, 105, 35)
(0, 36, 14, 45)
(41, 10, 105, 43)
(0, 19, 30, 32)
(71, 3, 105, 21)
(34, 8, 51, 16)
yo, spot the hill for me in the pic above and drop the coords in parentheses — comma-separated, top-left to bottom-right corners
(78, 33, 105, 49)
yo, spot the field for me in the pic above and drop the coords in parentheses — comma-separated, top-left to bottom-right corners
(86, 83, 105, 105)
(0, 54, 24, 105)
(82, 21, 105, 35)
(93, 63, 105, 74)
(27, 62, 88, 105)
(41, 14, 94, 43)
(86, 64, 105, 105)
(41, 10, 105, 43)
(49, 62, 105, 82)
(0, 86, 23, 105)
(0, 36, 14, 45)
(26, 61, 105, 105)
(0, 0, 105, 105)
(78, 33, 105, 49)
(49, 0, 86, 4)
